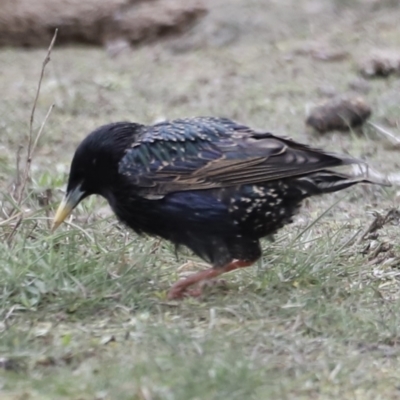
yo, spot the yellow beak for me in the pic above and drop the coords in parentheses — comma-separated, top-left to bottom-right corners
(52, 186, 84, 231)
(52, 198, 74, 231)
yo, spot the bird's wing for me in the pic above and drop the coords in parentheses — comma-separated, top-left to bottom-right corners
(119, 117, 359, 198)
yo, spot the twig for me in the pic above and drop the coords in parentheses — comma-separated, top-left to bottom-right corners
(6, 29, 58, 245)
(356, 209, 400, 245)
(368, 121, 400, 146)
(0, 210, 32, 226)
(42, 188, 53, 230)
(13, 145, 23, 198)
(17, 29, 58, 205)
(2, 305, 18, 329)
(32, 103, 55, 154)
(386, 172, 400, 186)
(6, 218, 23, 246)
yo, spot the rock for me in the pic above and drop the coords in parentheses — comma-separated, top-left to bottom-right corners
(358, 49, 400, 78)
(0, 0, 207, 48)
(306, 96, 372, 133)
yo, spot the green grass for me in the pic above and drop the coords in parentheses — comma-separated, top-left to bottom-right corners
(1, 0, 400, 398)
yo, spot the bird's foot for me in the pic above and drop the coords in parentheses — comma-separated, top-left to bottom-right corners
(167, 259, 253, 300)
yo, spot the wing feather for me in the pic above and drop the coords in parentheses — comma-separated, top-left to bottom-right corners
(119, 117, 359, 198)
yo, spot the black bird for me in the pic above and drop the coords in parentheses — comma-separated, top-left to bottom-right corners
(53, 117, 379, 299)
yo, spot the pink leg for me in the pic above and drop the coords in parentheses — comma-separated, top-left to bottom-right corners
(167, 260, 254, 300)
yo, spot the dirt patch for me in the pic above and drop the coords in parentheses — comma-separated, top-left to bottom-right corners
(358, 49, 400, 78)
(306, 96, 372, 133)
(0, 0, 207, 48)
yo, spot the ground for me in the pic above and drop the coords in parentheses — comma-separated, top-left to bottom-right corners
(1, 0, 400, 399)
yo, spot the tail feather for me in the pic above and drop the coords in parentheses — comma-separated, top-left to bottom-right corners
(295, 169, 389, 196)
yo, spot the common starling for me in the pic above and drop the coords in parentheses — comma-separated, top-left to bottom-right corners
(53, 117, 379, 299)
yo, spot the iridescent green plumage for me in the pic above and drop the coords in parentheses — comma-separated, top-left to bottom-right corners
(119, 117, 360, 199)
(57, 116, 381, 298)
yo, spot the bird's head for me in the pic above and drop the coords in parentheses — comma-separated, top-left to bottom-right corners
(52, 122, 140, 230)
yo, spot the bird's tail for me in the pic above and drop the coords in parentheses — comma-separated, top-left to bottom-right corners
(294, 168, 390, 196)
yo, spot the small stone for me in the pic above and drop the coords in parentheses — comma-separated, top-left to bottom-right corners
(306, 96, 372, 133)
(358, 49, 400, 78)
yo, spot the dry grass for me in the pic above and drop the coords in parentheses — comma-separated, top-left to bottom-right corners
(1, 1, 400, 399)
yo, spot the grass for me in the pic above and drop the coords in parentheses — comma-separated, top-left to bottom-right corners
(1, 0, 400, 398)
